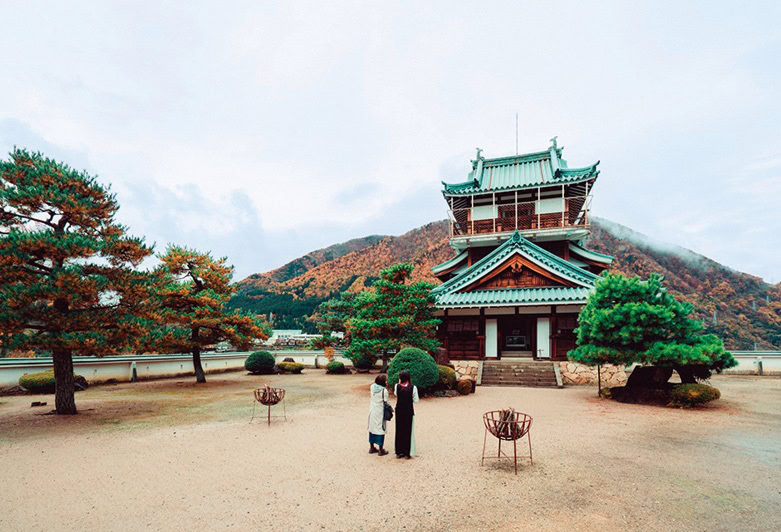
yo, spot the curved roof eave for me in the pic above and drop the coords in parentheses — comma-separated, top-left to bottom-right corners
(432, 230, 599, 295)
(569, 242, 614, 264)
(442, 172, 598, 197)
(431, 251, 468, 274)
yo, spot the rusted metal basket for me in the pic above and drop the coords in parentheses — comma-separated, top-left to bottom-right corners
(481, 409, 533, 474)
(251, 386, 286, 425)
(255, 386, 285, 405)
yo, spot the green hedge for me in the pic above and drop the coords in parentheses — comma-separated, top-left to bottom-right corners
(326, 361, 348, 374)
(244, 351, 276, 374)
(669, 383, 721, 408)
(437, 365, 457, 390)
(388, 348, 439, 390)
(277, 361, 304, 374)
(353, 356, 374, 371)
(18, 370, 87, 394)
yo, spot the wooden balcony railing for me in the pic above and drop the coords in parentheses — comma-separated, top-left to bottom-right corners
(448, 195, 591, 238)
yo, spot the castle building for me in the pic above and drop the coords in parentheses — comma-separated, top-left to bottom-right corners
(431, 139, 613, 361)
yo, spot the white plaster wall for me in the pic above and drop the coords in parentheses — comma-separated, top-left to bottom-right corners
(722, 354, 781, 375)
(0, 350, 352, 387)
(537, 197, 564, 214)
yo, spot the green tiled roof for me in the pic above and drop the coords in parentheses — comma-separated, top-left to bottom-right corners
(436, 287, 591, 307)
(431, 251, 467, 274)
(569, 242, 614, 264)
(432, 230, 600, 308)
(432, 230, 599, 296)
(442, 144, 599, 196)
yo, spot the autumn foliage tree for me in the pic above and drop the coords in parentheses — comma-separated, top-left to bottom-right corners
(0, 149, 154, 414)
(345, 263, 440, 372)
(150, 246, 270, 383)
(569, 273, 736, 384)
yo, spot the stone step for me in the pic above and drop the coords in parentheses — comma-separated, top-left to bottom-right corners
(485, 373, 553, 376)
(483, 375, 553, 380)
(483, 375, 556, 382)
(482, 382, 558, 387)
(481, 360, 558, 388)
(483, 368, 553, 374)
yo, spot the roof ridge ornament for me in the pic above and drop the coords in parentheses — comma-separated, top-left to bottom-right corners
(549, 136, 558, 150)
(476, 147, 484, 160)
(511, 229, 522, 243)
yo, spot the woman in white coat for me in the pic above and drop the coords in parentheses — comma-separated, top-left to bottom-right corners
(368, 374, 389, 456)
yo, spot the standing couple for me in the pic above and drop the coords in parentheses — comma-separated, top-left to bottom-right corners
(368, 371, 419, 459)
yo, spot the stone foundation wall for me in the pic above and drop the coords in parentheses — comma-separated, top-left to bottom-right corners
(559, 362, 627, 386)
(453, 361, 479, 381)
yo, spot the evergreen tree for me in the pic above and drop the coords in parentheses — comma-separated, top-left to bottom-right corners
(0, 149, 154, 414)
(569, 273, 736, 382)
(310, 292, 356, 348)
(151, 246, 270, 382)
(345, 263, 440, 371)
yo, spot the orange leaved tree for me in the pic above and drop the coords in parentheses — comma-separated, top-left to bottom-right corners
(150, 246, 270, 383)
(0, 149, 154, 414)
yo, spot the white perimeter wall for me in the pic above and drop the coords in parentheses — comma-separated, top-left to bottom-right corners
(0, 351, 352, 387)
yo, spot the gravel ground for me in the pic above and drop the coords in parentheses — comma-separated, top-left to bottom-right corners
(0, 372, 779, 531)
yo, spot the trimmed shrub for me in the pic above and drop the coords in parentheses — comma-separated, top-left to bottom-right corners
(18, 370, 87, 394)
(669, 383, 721, 408)
(353, 356, 374, 372)
(437, 365, 457, 390)
(456, 379, 472, 395)
(388, 348, 439, 390)
(326, 361, 348, 374)
(283, 357, 296, 363)
(277, 362, 304, 374)
(244, 351, 276, 374)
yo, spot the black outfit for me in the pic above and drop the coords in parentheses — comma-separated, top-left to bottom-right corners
(394, 383, 414, 457)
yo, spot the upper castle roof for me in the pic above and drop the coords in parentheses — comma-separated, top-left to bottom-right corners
(442, 139, 599, 197)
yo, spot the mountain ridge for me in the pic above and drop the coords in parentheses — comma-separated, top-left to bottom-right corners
(231, 219, 781, 350)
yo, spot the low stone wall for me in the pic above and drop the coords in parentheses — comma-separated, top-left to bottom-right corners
(452, 361, 480, 381)
(559, 362, 627, 386)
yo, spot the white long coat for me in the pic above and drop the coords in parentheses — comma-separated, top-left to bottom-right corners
(368, 383, 387, 435)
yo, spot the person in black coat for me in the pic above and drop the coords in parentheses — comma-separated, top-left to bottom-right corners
(394, 370, 419, 458)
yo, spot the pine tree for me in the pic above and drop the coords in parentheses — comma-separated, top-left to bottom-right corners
(0, 149, 154, 414)
(151, 246, 270, 382)
(345, 263, 440, 371)
(569, 272, 736, 382)
(310, 292, 356, 348)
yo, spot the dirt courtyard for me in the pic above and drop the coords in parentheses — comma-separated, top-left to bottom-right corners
(0, 372, 779, 531)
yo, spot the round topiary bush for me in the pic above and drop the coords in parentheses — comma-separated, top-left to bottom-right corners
(326, 361, 347, 374)
(277, 361, 304, 374)
(669, 383, 721, 408)
(283, 357, 295, 363)
(456, 379, 472, 395)
(244, 351, 276, 374)
(437, 365, 457, 390)
(18, 370, 88, 394)
(387, 348, 439, 390)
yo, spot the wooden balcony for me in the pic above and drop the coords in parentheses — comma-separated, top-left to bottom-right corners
(448, 195, 591, 238)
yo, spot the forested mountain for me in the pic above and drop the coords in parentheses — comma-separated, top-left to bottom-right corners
(231, 219, 781, 349)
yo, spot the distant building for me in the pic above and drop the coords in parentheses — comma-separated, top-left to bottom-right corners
(263, 329, 330, 347)
(431, 139, 613, 361)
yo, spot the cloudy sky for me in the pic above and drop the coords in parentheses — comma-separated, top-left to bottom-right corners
(1, 1, 779, 282)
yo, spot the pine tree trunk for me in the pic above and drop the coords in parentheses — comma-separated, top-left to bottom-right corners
(53, 348, 77, 415)
(675, 365, 698, 384)
(192, 327, 206, 383)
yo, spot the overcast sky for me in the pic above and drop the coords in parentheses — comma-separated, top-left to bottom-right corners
(1, 1, 779, 282)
